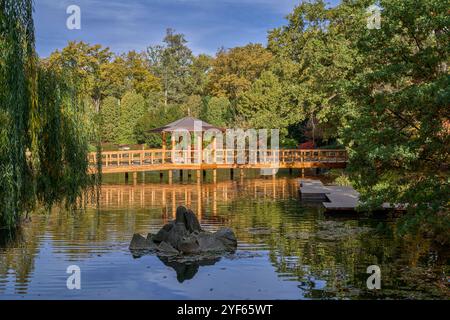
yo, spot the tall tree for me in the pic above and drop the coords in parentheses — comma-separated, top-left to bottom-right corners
(202, 96, 231, 127)
(1, 0, 97, 229)
(48, 41, 112, 112)
(117, 91, 147, 144)
(339, 0, 450, 239)
(0, 0, 36, 228)
(188, 54, 213, 96)
(208, 44, 273, 101)
(237, 71, 298, 133)
(99, 96, 120, 143)
(147, 28, 193, 106)
(267, 0, 361, 140)
(99, 51, 160, 100)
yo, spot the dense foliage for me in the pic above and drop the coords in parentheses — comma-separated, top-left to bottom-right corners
(267, 0, 449, 240)
(0, 0, 98, 230)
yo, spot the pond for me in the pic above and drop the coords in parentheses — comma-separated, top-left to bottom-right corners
(0, 171, 448, 299)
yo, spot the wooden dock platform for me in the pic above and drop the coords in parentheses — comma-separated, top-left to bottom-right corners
(299, 179, 360, 211)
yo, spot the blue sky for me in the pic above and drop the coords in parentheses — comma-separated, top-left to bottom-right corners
(35, 0, 339, 57)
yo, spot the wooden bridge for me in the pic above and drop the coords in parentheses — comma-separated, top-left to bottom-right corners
(89, 148, 347, 182)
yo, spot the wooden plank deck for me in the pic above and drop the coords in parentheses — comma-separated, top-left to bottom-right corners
(299, 179, 360, 211)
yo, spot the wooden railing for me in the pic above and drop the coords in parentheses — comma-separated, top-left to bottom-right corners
(88, 149, 347, 173)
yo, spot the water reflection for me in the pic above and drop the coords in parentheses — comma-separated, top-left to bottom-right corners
(0, 176, 448, 299)
(158, 256, 222, 283)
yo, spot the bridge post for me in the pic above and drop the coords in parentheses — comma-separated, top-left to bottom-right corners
(133, 172, 137, 185)
(168, 170, 173, 184)
(240, 169, 244, 179)
(188, 170, 192, 180)
(213, 169, 217, 183)
(196, 170, 201, 183)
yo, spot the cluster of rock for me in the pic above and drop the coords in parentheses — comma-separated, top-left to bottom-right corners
(129, 206, 237, 256)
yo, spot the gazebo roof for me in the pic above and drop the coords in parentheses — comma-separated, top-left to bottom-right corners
(148, 116, 225, 133)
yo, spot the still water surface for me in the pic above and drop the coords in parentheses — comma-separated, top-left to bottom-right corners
(0, 172, 448, 299)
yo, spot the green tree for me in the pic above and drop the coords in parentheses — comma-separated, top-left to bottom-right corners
(100, 51, 160, 100)
(1, 0, 97, 229)
(208, 44, 273, 102)
(267, 0, 449, 240)
(117, 91, 147, 144)
(236, 71, 299, 133)
(147, 28, 193, 106)
(338, 0, 450, 240)
(180, 95, 203, 118)
(188, 54, 213, 96)
(99, 96, 120, 143)
(203, 96, 231, 127)
(48, 41, 112, 112)
(267, 0, 361, 140)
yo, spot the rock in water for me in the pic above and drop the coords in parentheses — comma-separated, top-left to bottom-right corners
(178, 235, 200, 254)
(166, 222, 188, 249)
(129, 233, 157, 250)
(214, 228, 237, 250)
(157, 241, 179, 255)
(185, 209, 202, 233)
(175, 206, 188, 225)
(153, 221, 174, 243)
(129, 206, 237, 256)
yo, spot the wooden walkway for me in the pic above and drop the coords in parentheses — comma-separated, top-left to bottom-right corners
(89, 148, 347, 175)
(299, 179, 406, 212)
(299, 179, 360, 211)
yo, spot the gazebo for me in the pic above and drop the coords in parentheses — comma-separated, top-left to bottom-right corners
(147, 116, 225, 169)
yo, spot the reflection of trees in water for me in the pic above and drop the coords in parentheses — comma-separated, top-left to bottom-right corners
(0, 215, 49, 295)
(0, 178, 448, 298)
(246, 204, 450, 299)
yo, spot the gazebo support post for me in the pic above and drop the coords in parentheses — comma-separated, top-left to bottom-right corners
(171, 134, 176, 164)
(162, 132, 166, 164)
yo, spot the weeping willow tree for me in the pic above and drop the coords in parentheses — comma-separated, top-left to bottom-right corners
(0, 0, 100, 230)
